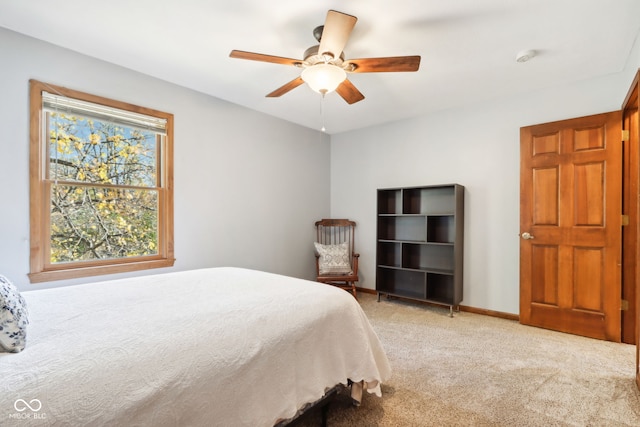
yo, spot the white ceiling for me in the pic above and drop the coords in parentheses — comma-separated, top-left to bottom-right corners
(1, 0, 639, 134)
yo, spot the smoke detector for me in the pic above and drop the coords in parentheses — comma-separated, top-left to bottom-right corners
(516, 49, 536, 63)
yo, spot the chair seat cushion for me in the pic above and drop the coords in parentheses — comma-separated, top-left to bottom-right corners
(314, 242, 352, 275)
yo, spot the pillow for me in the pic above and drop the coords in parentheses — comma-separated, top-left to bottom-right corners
(314, 241, 352, 275)
(0, 275, 29, 353)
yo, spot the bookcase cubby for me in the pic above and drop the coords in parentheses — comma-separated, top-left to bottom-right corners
(376, 184, 464, 316)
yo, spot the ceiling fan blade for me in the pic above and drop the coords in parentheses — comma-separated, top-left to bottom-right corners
(335, 79, 365, 105)
(345, 56, 421, 73)
(318, 10, 357, 60)
(266, 77, 305, 98)
(229, 50, 302, 66)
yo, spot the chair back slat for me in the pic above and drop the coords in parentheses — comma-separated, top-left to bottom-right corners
(315, 219, 356, 258)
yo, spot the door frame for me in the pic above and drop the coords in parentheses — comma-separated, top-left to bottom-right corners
(622, 70, 639, 346)
(621, 69, 639, 387)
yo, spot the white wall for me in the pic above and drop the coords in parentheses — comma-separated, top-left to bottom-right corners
(2, 25, 638, 312)
(0, 28, 331, 291)
(330, 37, 640, 315)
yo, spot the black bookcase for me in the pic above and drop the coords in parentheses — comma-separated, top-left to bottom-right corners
(376, 184, 464, 316)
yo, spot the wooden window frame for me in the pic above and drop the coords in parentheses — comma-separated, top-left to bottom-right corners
(28, 80, 175, 283)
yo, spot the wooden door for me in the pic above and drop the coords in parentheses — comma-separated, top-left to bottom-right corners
(520, 111, 622, 341)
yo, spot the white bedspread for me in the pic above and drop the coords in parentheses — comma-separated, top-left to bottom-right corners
(0, 267, 390, 426)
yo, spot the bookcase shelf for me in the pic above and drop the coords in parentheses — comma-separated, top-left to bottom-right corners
(376, 184, 464, 316)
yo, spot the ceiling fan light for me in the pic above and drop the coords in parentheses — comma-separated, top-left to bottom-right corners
(301, 63, 346, 94)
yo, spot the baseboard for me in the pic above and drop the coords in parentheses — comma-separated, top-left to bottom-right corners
(357, 287, 520, 322)
(458, 305, 519, 321)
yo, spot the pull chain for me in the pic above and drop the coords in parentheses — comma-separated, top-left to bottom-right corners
(320, 93, 326, 132)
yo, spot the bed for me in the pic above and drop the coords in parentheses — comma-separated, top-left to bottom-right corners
(0, 267, 391, 426)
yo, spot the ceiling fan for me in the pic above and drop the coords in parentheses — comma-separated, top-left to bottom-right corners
(229, 10, 421, 105)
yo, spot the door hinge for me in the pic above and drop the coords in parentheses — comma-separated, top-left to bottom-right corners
(622, 130, 630, 142)
(621, 214, 629, 226)
(621, 299, 629, 311)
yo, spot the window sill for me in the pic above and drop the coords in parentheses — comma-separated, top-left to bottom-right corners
(28, 258, 176, 283)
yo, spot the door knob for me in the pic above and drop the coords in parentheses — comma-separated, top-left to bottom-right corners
(521, 232, 534, 240)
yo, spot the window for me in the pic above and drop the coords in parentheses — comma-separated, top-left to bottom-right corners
(29, 80, 174, 282)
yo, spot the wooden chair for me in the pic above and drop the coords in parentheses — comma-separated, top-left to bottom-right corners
(314, 219, 359, 298)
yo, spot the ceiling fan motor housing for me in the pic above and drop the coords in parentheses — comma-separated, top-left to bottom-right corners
(303, 45, 345, 67)
(313, 25, 324, 43)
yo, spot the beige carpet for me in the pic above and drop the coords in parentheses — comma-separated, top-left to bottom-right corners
(298, 293, 640, 426)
